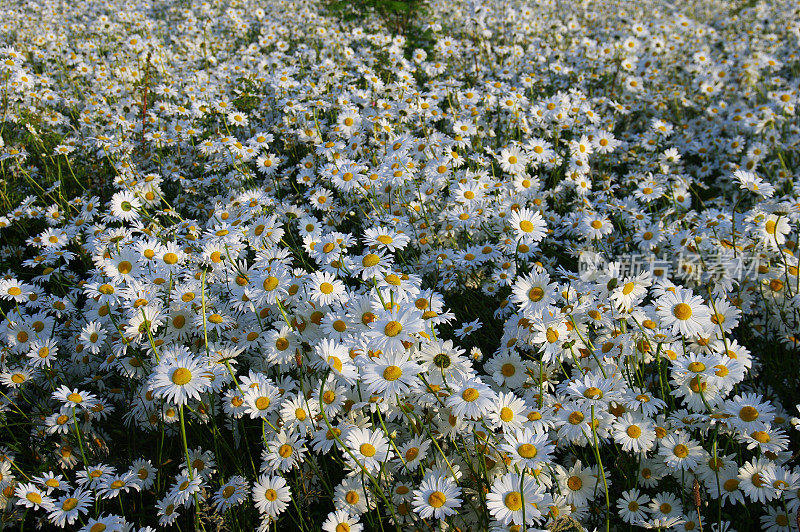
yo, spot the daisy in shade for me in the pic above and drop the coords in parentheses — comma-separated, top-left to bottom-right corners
(617, 488, 650, 524)
(156, 496, 180, 526)
(334, 477, 373, 515)
(322, 510, 364, 532)
(647, 492, 683, 521)
(412, 472, 462, 520)
(213, 476, 249, 512)
(446, 379, 497, 420)
(263, 431, 306, 473)
(486, 472, 550, 527)
(47, 488, 92, 527)
(555, 460, 601, 508)
(508, 207, 547, 244)
(52, 385, 99, 411)
(148, 351, 211, 406)
(252, 475, 291, 518)
(361, 351, 423, 399)
(14, 483, 53, 510)
(738, 458, 777, 503)
(655, 287, 712, 337)
(80, 515, 125, 532)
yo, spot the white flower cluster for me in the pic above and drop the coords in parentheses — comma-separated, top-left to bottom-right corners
(0, 0, 799, 530)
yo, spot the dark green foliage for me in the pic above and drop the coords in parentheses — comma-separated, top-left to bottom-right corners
(324, 0, 435, 57)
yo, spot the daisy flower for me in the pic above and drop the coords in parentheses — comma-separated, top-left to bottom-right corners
(148, 352, 211, 406)
(500, 428, 554, 469)
(412, 473, 462, 520)
(109, 191, 141, 222)
(555, 460, 601, 507)
(344, 427, 390, 475)
(655, 288, 711, 337)
(733, 170, 775, 199)
(365, 307, 424, 355)
(511, 270, 557, 318)
(334, 477, 372, 515)
(306, 270, 347, 306)
(360, 351, 423, 399)
(508, 207, 547, 244)
(214, 476, 249, 513)
(322, 510, 364, 532)
(14, 483, 53, 510)
(487, 391, 529, 431)
(658, 432, 705, 471)
(724, 393, 776, 433)
(486, 472, 549, 527)
(498, 145, 528, 174)
(47, 489, 92, 527)
(617, 488, 650, 524)
(252, 475, 291, 518)
(612, 413, 656, 453)
(363, 226, 410, 252)
(738, 458, 777, 503)
(52, 385, 99, 411)
(263, 431, 306, 473)
(446, 379, 497, 420)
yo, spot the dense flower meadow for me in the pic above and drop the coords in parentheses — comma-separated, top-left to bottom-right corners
(1, 0, 799, 530)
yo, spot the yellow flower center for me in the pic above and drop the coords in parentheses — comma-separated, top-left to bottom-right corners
(278, 444, 293, 458)
(673, 444, 689, 458)
(672, 303, 692, 320)
(384, 321, 403, 337)
(462, 387, 479, 402)
(739, 406, 759, 422)
(360, 443, 376, 457)
(504, 491, 523, 511)
(518, 443, 538, 459)
(626, 425, 642, 438)
(428, 490, 447, 508)
(383, 365, 403, 381)
(171, 368, 192, 385)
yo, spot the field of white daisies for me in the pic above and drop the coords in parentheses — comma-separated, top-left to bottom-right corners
(1, 0, 800, 530)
